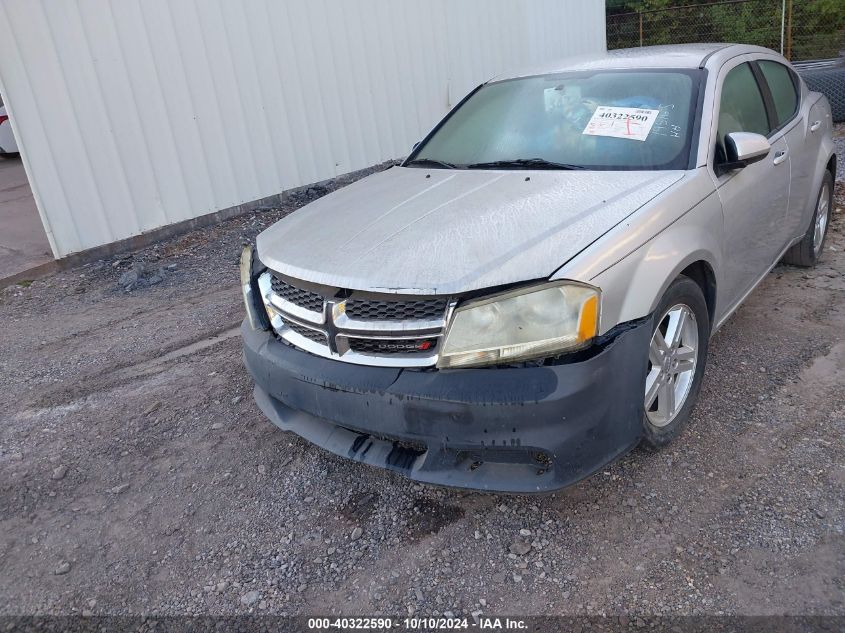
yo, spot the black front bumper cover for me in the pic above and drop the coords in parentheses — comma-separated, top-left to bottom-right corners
(242, 317, 651, 493)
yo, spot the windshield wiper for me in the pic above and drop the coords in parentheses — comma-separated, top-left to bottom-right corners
(404, 158, 462, 169)
(464, 158, 587, 171)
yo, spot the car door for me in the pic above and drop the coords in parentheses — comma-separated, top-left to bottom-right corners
(711, 60, 789, 308)
(756, 59, 816, 243)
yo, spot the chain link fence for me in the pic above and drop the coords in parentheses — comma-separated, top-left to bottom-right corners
(607, 0, 844, 62)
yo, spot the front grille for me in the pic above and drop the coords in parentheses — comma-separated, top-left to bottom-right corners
(261, 270, 451, 367)
(271, 275, 325, 313)
(286, 321, 327, 345)
(344, 298, 448, 321)
(347, 337, 438, 355)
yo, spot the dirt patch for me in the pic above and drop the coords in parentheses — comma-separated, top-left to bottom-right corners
(404, 497, 466, 541)
(339, 492, 380, 524)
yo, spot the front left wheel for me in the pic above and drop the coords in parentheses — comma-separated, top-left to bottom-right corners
(642, 275, 710, 447)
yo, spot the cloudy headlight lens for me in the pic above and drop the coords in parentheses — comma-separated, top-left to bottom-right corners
(437, 282, 599, 369)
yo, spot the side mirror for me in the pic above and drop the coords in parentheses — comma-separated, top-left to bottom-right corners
(412, 141, 421, 152)
(720, 132, 771, 173)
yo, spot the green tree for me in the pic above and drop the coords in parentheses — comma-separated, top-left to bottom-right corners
(606, 0, 845, 61)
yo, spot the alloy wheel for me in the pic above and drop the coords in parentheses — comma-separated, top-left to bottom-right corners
(813, 181, 830, 256)
(645, 304, 699, 428)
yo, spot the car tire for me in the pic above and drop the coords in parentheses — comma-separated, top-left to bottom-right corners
(782, 171, 834, 268)
(642, 275, 710, 448)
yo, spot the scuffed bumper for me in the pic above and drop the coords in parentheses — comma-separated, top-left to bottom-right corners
(242, 318, 651, 493)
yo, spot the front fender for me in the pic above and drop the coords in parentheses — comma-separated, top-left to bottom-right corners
(555, 171, 723, 335)
(589, 196, 722, 334)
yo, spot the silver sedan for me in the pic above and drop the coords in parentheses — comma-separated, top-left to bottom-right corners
(242, 44, 836, 492)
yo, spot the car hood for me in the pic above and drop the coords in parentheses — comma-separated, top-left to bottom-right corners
(257, 166, 684, 295)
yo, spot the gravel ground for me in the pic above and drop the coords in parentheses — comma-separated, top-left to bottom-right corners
(1, 137, 844, 619)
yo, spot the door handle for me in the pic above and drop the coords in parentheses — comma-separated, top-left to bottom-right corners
(773, 150, 788, 166)
(810, 120, 822, 132)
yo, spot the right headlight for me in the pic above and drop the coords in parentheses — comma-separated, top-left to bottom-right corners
(436, 282, 600, 369)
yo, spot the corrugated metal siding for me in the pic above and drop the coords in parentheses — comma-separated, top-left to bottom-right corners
(0, 0, 606, 258)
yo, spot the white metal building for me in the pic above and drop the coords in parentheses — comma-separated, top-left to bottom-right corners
(0, 0, 606, 260)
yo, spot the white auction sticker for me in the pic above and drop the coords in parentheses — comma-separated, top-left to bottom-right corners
(583, 106, 660, 142)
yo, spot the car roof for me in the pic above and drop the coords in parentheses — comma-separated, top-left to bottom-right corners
(491, 43, 778, 81)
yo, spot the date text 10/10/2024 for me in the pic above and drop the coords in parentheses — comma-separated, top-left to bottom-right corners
(307, 616, 528, 630)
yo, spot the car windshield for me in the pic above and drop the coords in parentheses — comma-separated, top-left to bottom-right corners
(408, 70, 700, 171)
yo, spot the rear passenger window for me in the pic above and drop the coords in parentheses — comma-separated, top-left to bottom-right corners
(716, 63, 770, 163)
(759, 60, 799, 127)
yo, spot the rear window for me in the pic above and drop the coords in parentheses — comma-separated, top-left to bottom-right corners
(758, 60, 799, 128)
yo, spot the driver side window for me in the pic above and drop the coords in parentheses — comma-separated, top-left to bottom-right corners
(716, 63, 770, 164)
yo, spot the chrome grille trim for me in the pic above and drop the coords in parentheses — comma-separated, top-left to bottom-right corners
(286, 320, 328, 345)
(335, 335, 439, 367)
(278, 321, 334, 359)
(257, 271, 453, 368)
(267, 292, 325, 325)
(270, 275, 324, 312)
(333, 310, 445, 334)
(338, 333, 439, 359)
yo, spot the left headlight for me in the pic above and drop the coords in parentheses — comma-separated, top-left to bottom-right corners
(437, 282, 600, 369)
